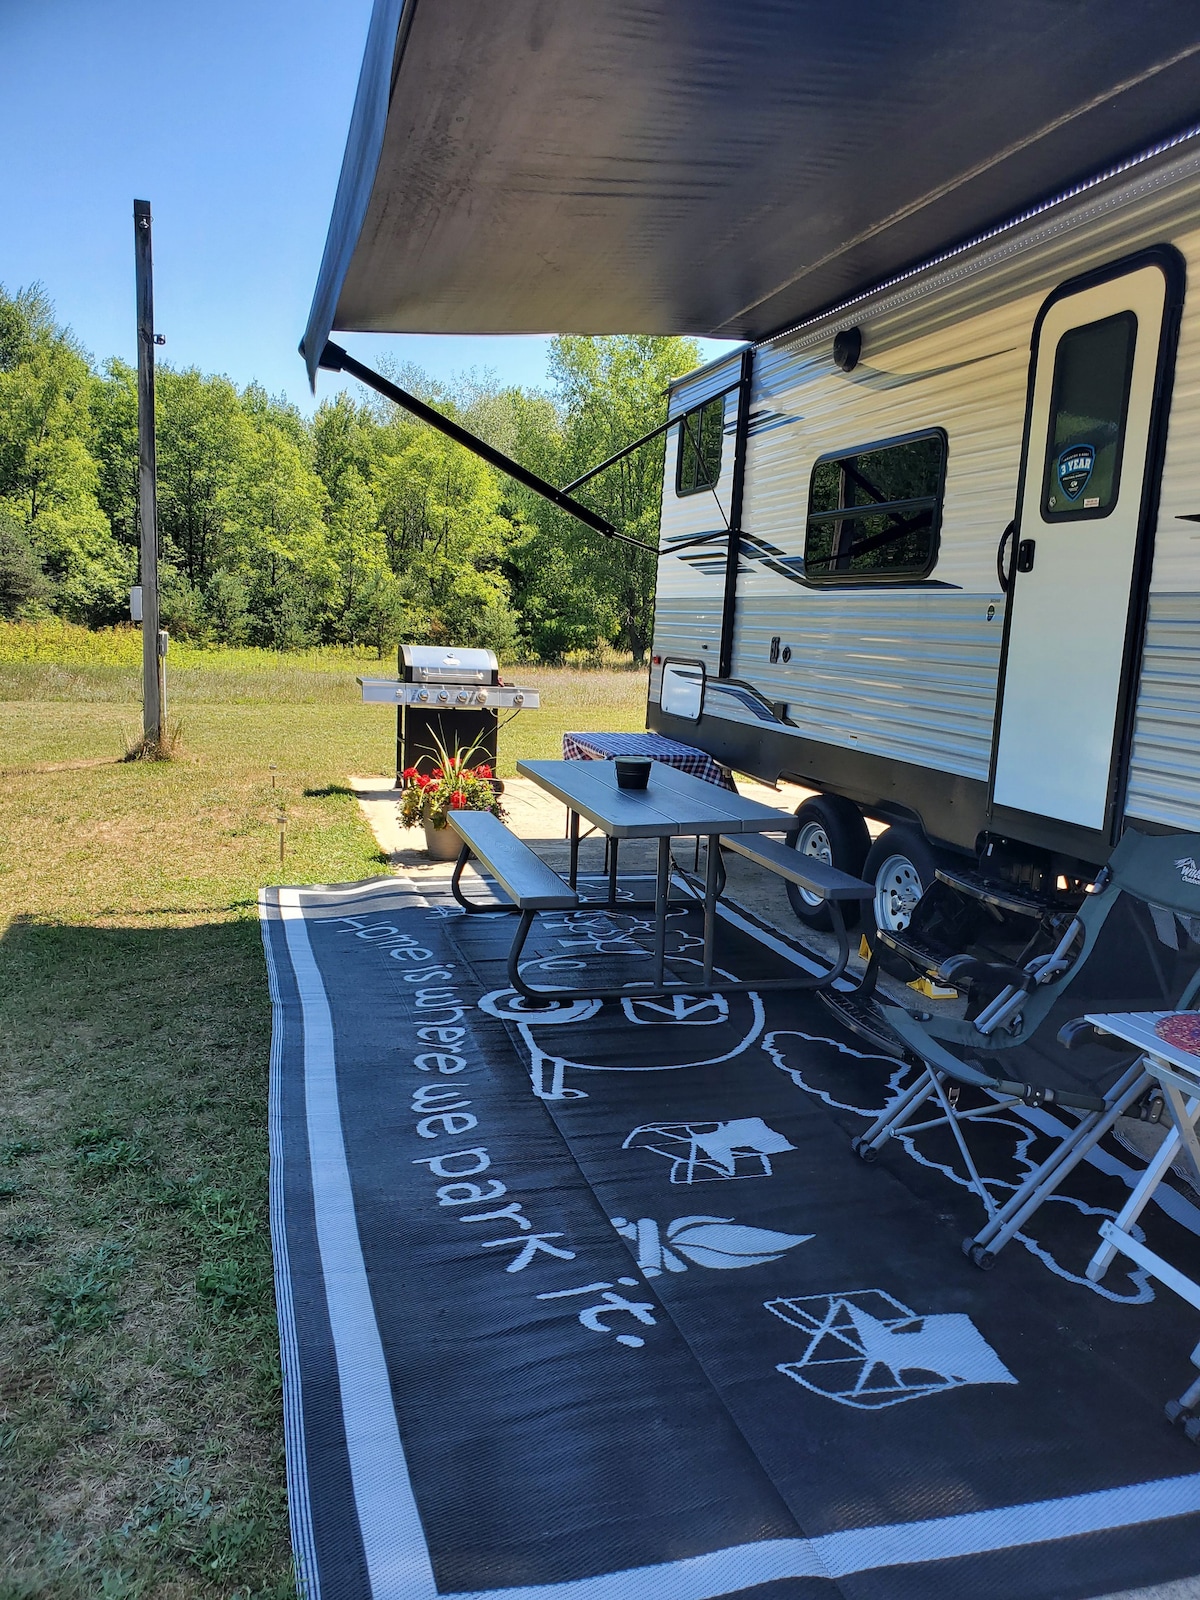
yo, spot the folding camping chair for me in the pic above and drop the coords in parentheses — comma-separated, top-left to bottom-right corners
(855, 830, 1200, 1266)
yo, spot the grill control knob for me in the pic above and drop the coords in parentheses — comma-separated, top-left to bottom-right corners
(456, 689, 471, 705)
(475, 689, 488, 705)
(437, 690, 450, 704)
(416, 689, 429, 703)
(512, 692, 525, 707)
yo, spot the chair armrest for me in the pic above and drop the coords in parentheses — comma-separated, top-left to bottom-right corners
(1056, 1017, 1136, 1052)
(939, 954, 1033, 990)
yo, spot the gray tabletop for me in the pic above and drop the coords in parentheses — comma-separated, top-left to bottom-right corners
(517, 758, 797, 840)
(1085, 1011, 1200, 1081)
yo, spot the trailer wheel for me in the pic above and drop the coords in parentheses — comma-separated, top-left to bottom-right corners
(862, 826, 938, 967)
(785, 795, 871, 930)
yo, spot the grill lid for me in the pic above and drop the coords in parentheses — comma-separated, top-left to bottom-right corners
(400, 644, 499, 684)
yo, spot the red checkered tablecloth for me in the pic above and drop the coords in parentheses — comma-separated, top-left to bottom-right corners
(562, 731, 736, 790)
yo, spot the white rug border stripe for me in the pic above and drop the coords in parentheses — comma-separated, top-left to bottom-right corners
(278, 886, 439, 1599)
(261, 892, 322, 1600)
(267, 878, 1200, 1599)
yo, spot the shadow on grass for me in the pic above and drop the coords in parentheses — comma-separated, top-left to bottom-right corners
(0, 914, 297, 1599)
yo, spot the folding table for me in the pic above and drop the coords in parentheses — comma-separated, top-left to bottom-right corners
(1084, 1009, 1200, 1307)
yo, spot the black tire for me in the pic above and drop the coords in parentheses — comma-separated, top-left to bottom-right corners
(785, 794, 871, 930)
(862, 825, 939, 970)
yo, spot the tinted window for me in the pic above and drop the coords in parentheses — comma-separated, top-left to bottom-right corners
(676, 397, 724, 495)
(804, 431, 946, 583)
(1042, 311, 1136, 519)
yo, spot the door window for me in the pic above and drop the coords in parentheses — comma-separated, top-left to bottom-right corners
(1041, 311, 1136, 520)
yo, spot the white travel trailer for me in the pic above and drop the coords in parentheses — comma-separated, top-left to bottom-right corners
(301, 0, 1200, 961)
(648, 132, 1200, 941)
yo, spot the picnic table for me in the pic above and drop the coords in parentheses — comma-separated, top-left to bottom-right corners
(511, 758, 869, 997)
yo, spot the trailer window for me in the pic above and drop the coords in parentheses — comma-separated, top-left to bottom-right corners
(804, 430, 946, 583)
(675, 397, 724, 495)
(1041, 311, 1136, 520)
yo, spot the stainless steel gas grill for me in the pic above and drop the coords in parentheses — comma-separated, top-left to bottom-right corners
(358, 645, 539, 783)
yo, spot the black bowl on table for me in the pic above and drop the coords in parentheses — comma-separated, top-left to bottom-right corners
(614, 757, 652, 790)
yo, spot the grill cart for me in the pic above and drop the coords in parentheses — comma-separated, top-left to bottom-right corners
(358, 645, 539, 784)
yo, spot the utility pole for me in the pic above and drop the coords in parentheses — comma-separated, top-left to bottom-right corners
(134, 199, 163, 748)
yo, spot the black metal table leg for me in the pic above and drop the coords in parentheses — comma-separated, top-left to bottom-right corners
(702, 831, 720, 987)
(653, 836, 670, 988)
(568, 808, 580, 889)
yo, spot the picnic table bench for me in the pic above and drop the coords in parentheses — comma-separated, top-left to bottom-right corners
(721, 832, 876, 906)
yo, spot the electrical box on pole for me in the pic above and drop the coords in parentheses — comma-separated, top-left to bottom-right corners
(134, 199, 163, 747)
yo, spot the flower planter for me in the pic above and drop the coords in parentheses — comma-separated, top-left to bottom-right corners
(398, 740, 504, 858)
(422, 813, 463, 860)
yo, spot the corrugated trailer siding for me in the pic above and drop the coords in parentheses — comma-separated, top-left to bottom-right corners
(1148, 224, 1200, 588)
(649, 595, 722, 703)
(656, 383, 738, 573)
(1127, 595, 1200, 828)
(669, 355, 744, 417)
(652, 159, 1200, 822)
(744, 293, 1034, 594)
(652, 356, 742, 699)
(734, 595, 1003, 779)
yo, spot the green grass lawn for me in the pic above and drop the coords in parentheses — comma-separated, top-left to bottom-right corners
(0, 655, 646, 1598)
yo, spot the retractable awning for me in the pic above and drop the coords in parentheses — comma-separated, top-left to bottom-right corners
(304, 0, 1200, 382)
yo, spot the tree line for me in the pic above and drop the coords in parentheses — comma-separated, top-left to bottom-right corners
(0, 284, 702, 662)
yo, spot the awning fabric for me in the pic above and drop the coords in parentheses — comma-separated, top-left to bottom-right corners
(304, 0, 1200, 382)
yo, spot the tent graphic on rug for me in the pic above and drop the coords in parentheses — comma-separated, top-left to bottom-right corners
(623, 1117, 795, 1183)
(766, 1290, 1016, 1409)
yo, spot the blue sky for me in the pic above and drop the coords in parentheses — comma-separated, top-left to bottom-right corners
(1, 0, 735, 413)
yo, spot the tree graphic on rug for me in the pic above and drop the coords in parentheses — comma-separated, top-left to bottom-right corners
(765, 1289, 1016, 1409)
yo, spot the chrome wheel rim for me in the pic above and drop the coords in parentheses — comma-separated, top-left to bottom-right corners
(874, 853, 924, 932)
(794, 821, 833, 908)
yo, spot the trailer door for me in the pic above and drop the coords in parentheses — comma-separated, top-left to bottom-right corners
(989, 255, 1178, 836)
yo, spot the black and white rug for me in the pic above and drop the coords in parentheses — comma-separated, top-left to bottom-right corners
(260, 875, 1200, 1600)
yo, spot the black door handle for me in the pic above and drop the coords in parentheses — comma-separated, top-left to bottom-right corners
(1016, 539, 1036, 573)
(996, 522, 1016, 592)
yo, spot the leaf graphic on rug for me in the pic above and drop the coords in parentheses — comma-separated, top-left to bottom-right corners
(612, 1214, 812, 1275)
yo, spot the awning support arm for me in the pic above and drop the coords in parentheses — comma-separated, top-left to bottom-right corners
(560, 417, 672, 492)
(316, 341, 660, 553)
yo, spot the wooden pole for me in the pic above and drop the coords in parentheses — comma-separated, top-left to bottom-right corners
(134, 199, 162, 747)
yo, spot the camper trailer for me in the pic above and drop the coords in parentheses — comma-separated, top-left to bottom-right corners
(301, 1, 1200, 989)
(648, 131, 1200, 951)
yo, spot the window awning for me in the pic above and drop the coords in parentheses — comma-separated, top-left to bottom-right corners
(304, 0, 1200, 384)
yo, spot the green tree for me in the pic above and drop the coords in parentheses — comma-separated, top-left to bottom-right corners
(373, 420, 519, 653)
(156, 367, 251, 587)
(0, 511, 51, 616)
(0, 285, 131, 624)
(224, 411, 328, 648)
(547, 335, 700, 663)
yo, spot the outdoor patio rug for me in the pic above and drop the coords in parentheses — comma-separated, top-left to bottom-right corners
(260, 873, 1200, 1600)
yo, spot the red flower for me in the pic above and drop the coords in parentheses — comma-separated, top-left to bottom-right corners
(401, 766, 418, 782)
(449, 789, 467, 808)
(416, 773, 433, 789)
(474, 763, 493, 779)
(431, 766, 443, 780)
